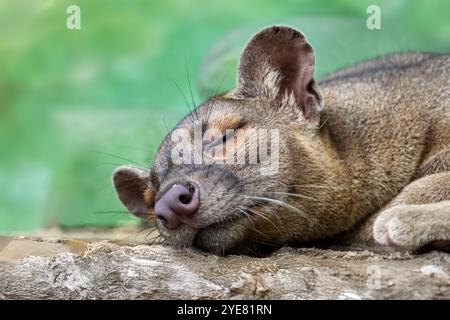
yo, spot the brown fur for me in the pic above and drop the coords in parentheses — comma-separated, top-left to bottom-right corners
(113, 26, 450, 256)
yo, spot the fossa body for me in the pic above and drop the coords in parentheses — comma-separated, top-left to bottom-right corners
(113, 26, 450, 256)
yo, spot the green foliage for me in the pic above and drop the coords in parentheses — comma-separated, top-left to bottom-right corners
(0, 0, 449, 231)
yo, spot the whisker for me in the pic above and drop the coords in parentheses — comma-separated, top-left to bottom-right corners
(206, 69, 230, 124)
(95, 162, 139, 168)
(291, 184, 344, 190)
(162, 116, 173, 137)
(267, 191, 318, 201)
(207, 166, 229, 197)
(244, 206, 285, 241)
(171, 79, 195, 123)
(184, 55, 199, 121)
(145, 231, 163, 244)
(92, 151, 150, 171)
(109, 226, 153, 244)
(319, 117, 329, 130)
(236, 206, 256, 227)
(245, 195, 312, 222)
(93, 210, 138, 215)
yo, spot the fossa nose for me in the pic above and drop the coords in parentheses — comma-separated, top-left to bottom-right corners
(155, 182, 200, 230)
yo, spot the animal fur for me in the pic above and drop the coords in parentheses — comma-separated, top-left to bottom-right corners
(113, 26, 450, 256)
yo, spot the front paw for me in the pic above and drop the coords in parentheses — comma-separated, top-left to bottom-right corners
(373, 204, 450, 252)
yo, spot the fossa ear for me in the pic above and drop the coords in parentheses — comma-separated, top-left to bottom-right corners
(113, 165, 155, 220)
(237, 26, 323, 121)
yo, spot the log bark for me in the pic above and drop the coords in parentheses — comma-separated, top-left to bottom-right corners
(0, 238, 449, 299)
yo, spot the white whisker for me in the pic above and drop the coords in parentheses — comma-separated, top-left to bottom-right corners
(244, 206, 285, 241)
(268, 191, 318, 201)
(245, 195, 312, 222)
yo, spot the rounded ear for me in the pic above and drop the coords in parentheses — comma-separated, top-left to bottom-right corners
(237, 25, 323, 121)
(113, 165, 155, 220)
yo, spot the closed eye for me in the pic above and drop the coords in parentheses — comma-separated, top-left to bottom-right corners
(207, 131, 234, 149)
(204, 121, 246, 150)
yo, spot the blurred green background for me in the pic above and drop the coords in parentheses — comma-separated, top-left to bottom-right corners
(0, 0, 449, 232)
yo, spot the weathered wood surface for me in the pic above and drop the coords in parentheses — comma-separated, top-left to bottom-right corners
(0, 238, 449, 299)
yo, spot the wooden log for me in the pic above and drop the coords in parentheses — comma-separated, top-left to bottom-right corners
(0, 239, 449, 299)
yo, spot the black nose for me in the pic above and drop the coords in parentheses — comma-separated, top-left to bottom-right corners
(155, 182, 200, 230)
